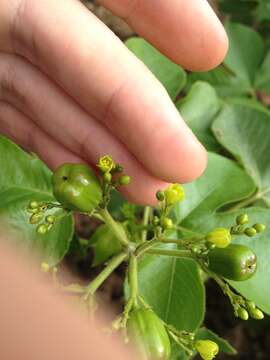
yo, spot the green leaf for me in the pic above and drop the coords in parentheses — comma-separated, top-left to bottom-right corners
(188, 22, 264, 97)
(138, 243, 205, 332)
(126, 37, 186, 100)
(212, 103, 270, 205)
(176, 82, 221, 151)
(0, 136, 74, 266)
(255, 0, 270, 22)
(196, 328, 237, 355)
(174, 152, 256, 225)
(89, 224, 121, 266)
(255, 50, 270, 94)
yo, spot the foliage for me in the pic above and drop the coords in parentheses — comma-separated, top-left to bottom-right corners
(0, 2, 270, 359)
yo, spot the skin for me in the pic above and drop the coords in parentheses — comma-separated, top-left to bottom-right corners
(0, 0, 228, 205)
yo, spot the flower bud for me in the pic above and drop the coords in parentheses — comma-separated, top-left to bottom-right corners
(245, 227, 257, 237)
(253, 223, 266, 233)
(115, 164, 123, 173)
(164, 184, 185, 206)
(249, 308, 264, 320)
(97, 155, 115, 173)
(46, 215, 56, 224)
(237, 307, 249, 321)
(30, 212, 44, 224)
(160, 217, 173, 230)
(103, 172, 112, 183)
(152, 216, 160, 226)
(206, 228, 231, 248)
(156, 191, 165, 201)
(29, 201, 39, 209)
(119, 175, 131, 185)
(37, 224, 48, 235)
(246, 300, 256, 311)
(195, 340, 219, 360)
(236, 214, 249, 225)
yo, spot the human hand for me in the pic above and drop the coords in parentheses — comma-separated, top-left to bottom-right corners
(0, 0, 228, 204)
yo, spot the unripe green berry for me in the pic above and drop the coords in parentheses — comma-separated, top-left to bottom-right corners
(253, 223, 266, 233)
(245, 227, 257, 237)
(119, 175, 131, 185)
(30, 212, 44, 224)
(160, 217, 173, 230)
(249, 308, 264, 320)
(37, 224, 48, 235)
(236, 214, 249, 225)
(152, 216, 160, 226)
(237, 307, 249, 321)
(29, 201, 39, 209)
(46, 215, 56, 224)
(103, 172, 112, 183)
(156, 190, 165, 201)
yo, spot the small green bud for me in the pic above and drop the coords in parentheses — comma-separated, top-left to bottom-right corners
(41, 262, 50, 273)
(236, 214, 249, 225)
(37, 224, 48, 235)
(118, 175, 131, 185)
(246, 300, 256, 311)
(29, 201, 39, 209)
(195, 340, 219, 360)
(237, 307, 249, 321)
(245, 227, 257, 237)
(152, 216, 160, 226)
(230, 225, 244, 235)
(156, 190, 165, 201)
(160, 217, 173, 230)
(115, 164, 123, 173)
(103, 172, 112, 183)
(206, 228, 231, 248)
(253, 223, 266, 233)
(249, 308, 264, 320)
(191, 245, 201, 254)
(30, 212, 44, 224)
(46, 215, 56, 224)
(27, 207, 39, 214)
(164, 184, 185, 206)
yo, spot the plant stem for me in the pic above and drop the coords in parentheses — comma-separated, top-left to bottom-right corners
(146, 248, 193, 258)
(141, 206, 152, 243)
(99, 208, 129, 247)
(135, 238, 160, 257)
(84, 252, 127, 298)
(127, 254, 139, 309)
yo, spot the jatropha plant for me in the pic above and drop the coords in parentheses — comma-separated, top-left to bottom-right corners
(26, 155, 266, 360)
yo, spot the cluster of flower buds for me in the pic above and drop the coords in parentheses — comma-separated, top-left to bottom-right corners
(27, 201, 56, 234)
(154, 184, 185, 232)
(234, 298, 264, 321)
(97, 155, 131, 186)
(231, 213, 266, 237)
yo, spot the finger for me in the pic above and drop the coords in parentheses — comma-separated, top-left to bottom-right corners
(98, 0, 228, 71)
(0, 56, 168, 206)
(3, 0, 207, 183)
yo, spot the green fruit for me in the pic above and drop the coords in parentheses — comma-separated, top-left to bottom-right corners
(127, 309, 171, 360)
(90, 224, 122, 267)
(208, 244, 257, 281)
(52, 163, 102, 212)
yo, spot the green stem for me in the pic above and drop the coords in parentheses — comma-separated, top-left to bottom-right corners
(84, 252, 127, 298)
(146, 248, 193, 258)
(127, 254, 139, 308)
(99, 208, 129, 247)
(141, 206, 152, 243)
(135, 238, 160, 257)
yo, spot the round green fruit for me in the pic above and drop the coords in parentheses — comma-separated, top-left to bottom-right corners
(127, 309, 171, 360)
(52, 163, 102, 212)
(208, 244, 257, 281)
